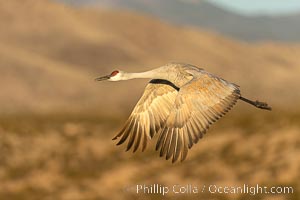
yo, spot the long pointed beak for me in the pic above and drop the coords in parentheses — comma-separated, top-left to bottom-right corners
(95, 75, 111, 81)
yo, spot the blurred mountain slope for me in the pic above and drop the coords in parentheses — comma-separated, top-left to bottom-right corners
(0, 0, 300, 114)
(57, 0, 300, 42)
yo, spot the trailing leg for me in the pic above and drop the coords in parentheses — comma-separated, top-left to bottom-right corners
(239, 96, 272, 111)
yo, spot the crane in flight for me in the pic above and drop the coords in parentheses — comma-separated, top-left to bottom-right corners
(95, 63, 271, 163)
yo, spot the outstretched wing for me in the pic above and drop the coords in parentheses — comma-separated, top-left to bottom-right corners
(113, 79, 178, 152)
(156, 72, 240, 163)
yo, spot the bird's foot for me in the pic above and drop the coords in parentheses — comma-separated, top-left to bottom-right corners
(255, 100, 272, 111)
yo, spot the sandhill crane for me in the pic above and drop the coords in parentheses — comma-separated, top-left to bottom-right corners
(96, 62, 271, 163)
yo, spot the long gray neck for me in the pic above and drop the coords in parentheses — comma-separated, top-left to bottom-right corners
(124, 68, 168, 80)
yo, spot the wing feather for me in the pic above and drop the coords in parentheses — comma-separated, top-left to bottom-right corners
(113, 79, 178, 152)
(156, 72, 240, 163)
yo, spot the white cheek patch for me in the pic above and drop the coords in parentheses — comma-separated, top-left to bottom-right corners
(109, 73, 122, 81)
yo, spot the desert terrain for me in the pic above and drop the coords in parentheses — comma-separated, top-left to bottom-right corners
(0, 0, 299, 199)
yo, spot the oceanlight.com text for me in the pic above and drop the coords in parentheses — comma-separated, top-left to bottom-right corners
(208, 184, 293, 196)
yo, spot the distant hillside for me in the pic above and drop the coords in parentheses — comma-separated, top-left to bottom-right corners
(57, 0, 300, 42)
(1, 0, 300, 114)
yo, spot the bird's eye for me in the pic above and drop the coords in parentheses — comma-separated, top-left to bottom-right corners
(110, 70, 119, 76)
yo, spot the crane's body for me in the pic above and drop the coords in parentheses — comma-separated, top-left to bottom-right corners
(96, 62, 271, 163)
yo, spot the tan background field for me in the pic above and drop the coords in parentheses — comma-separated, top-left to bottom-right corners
(0, 0, 299, 199)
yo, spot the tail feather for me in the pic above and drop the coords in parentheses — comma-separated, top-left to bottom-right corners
(239, 96, 272, 111)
